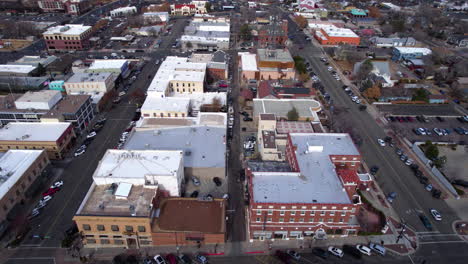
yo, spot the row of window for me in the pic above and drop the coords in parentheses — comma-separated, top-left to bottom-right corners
(256, 210, 349, 217)
(82, 224, 147, 233)
(256, 204, 353, 210)
(255, 217, 345, 224)
(143, 112, 186, 118)
(170, 82, 197, 88)
(86, 239, 152, 245)
(0, 145, 56, 150)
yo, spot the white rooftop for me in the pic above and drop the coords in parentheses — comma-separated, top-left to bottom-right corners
(88, 60, 127, 70)
(171, 92, 226, 111)
(323, 26, 359, 38)
(0, 64, 36, 74)
(252, 133, 359, 204)
(66, 72, 114, 83)
(0, 122, 71, 142)
(0, 150, 44, 201)
(394, 47, 432, 55)
(43, 24, 91, 35)
(239, 52, 258, 72)
(141, 96, 190, 113)
(15, 90, 62, 110)
(92, 149, 183, 184)
(147, 56, 206, 95)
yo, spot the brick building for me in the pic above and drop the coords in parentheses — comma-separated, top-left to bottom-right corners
(38, 0, 91, 15)
(257, 20, 289, 48)
(314, 26, 360, 46)
(247, 133, 372, 240)
(43, 24, 93, 51)
(257, 80, 315, 99)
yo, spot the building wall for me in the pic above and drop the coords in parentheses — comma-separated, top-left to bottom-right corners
(207, 67, 227, 80)
(169, 80, 204, 93)
(241, 70, 258, 81)
(185, 167, 225, 182)
(73, 216, 153, 248)
(44, 27, 93, 51)
(142, 110, 188, 118)
(0, 125, 75, 159)
(64, 79, 114, 94)
(0, 150, 49, 224)
(316, 29, 360, 46)
(151, 231, 224, 246)
(259, 70, 295, 81)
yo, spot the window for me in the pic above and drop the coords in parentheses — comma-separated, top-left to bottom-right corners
(339, 218, 344, 223)
(320, 211, 325, 216)
(113, 235, 122, 238)
(280, 211, 285, 216)
(138, 226, 146, 232)
(125, 226, 133, 232)
(300, 211, 305, 216)
(140, 240, 151, 245)
(328, 218, 333, 223)
(256, 217, 261, 222)
(267, 210, 273, 215)
(292, 206, 297, 209)
(85, 235, 94, 238)
(341, 211, 346, 216)
(86, 239, 96, 244)
(99, 235, 108, 238)
(318, 218, 324, 222)
(101, 239, 110, 244)
(279, 218, 284, 223)
(310, 211, 315, 216)
(309, 218, 314, 223)
(256, 210, 261, 215)
(97, 225, 105, 231)
(267, 218, 272, 222)
(111, 225, 119, 231)
(290, 211, 296, 216)
(330, 211, 335, 216)
(289, 218, 295, 223)
(299, 218, 304, 223)
(83, 224, 91, 231)
(114, 240, 124, 245)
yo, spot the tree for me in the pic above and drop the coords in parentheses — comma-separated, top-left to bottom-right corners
(368, 6, 381, 18)
(293, 56, 307, 74)
(185, 41, 193, 49)
(355, 60, 373, 82)
(298, 73, 310, 82)
(424, 141, 439, 161)
(294, 15, 308, 29)
(363, 83, 381, 99)
(287, 107, 299, 121)
(239, 24, 252, 41)
(33, 63, 46, 77)
(205, 2, 212, 12)
(412, 88, 429, 102)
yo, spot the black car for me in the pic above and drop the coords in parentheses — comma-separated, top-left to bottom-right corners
(190, 191, 199, 198)
(213, 177, 222, 186)
(240, 111, 249, 117)
(312, 248, 328, 259)
(243, 117, 253, 122)
(83, 138, 94, 146)
(178, 254, 192, 264)
(419, 214, 433, 230)
(370, 166, 379, 175)
(436, 116, 445, 122)
(275, 250, 291, 264)
(432, 188, 442, 199)
(410, 164, 419, 171)
(414, 169, 423, 178)
(342, 245, 362, 259)
(452, 179, 468, 188)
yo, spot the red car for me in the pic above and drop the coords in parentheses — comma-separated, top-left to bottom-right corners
(165, 254, 177, 264)
(42, 187, 59, 197)
(219, 83, 228, 88)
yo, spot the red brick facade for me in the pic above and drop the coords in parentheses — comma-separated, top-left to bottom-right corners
(151, 232, 225, 246)
(207, 67, 227, 81)
(257, 21, 289, 48)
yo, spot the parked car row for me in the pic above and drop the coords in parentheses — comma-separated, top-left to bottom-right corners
(29, 180, 64, 220)
(117, 121, 136, 149)
(145, 253, 207, 264)
(409, 159, 442, 199)
(343, 86, 361, 104)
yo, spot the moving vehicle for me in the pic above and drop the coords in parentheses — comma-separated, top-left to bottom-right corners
(419, 214, 433, 230)
(387, 192, 397, 203)
(328, 246, 344, 258)
(430, 209, 442, 221)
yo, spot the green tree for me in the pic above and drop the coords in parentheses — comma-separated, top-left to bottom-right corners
(293, 56, 307, 74)
(412, 88, 429, 102)
(424, 141, 439, 160)
(205, 2, 212, 12)
(240, 24, 252, 41)
(186, 41, 193, 49)
(287, 107, 299, 121)
(355, 59, 373, 82)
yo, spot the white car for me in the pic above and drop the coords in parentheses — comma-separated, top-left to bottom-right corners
(418, 128, 427, 135)
(51, 181, 63, 188)
(153, 255, 166, 264)
(287, 250, 300, 260)
(86, 131, 97, 139)
(355, 99, 361, 104)
(430, 209, 442, 221)
(433, 128, 444, 136)
(41, 195, 52, 203)
(192, 176, 201, 186)
(378, 139, 386, 147)
(405, 159, 413, 166)
(356, 244, 372, 256)
(351, 96, 358, 102)
(328, 246, 344, 258)
(74, 148, 86, 157)
(327, 66, 333, 71)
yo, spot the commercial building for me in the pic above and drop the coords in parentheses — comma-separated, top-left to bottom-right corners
(314, 26, 360, 46)
(257, 21, 289, 48)
(257, 49, 295, 80)
(10, 55, 58, 68)
(43, 24, 93, 51)
(171, 92, 227, 114)
(239, 52, 258, 81)
(0, 122, 75, 159)
(258, 80, 315, 99)
(110, 6, 137, 17)
(143, 12, 169, 24)
(0, 150, 50, 236)
(170, 1, 207, 16)
(189, 51, 228, 80)
(253, 98, 322, 122)
(141, 97, 191, 118)
(369, 37, 416, 48)
(64, 72, 115, 94)
(147, 57, 206, 98)
(0, 65, 36, 77)
(181, 20, 230, 51)
(38, 0, 91, 15)
(392, 47, 432, 61)
(0, 91, 94, 133)
(247, 133, 372, 240)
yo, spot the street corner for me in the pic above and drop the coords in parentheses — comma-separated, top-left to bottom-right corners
(384, 243, 416, 256)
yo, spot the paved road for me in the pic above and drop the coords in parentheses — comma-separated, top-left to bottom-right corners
(280, 8, 460, 236)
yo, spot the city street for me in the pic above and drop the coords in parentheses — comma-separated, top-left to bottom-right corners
(280, 8, 460, 236)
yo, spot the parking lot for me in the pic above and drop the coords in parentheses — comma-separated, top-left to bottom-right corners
(377, 104, 461, 117)
(386, 116, 468, 143)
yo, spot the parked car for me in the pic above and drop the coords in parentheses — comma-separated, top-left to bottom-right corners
(243, 117, 253, 122)
(41, 195, 52, 203)
(154, 255, 166, 264)
(165, 254, 177, 264)
(51, 180, 63, 188)
(213, 177, 222, 186)
(28, 209, 41, 219)
(190, 191, 199, 198)
(370, 166, 379, 175)
(287, 250, 300, 260)
(356, 245, 371, 256)
(196, 254, 207, 264)
(178, 254, 192, 264)
(369, 243, 386, 256)
(86, 131, 97, 139)
(377, 139, 386, 147)
(275, 250, 291, 263)
(387, 192, 397, 203)
(419, 214, 433, 230)
(328, 246, 344, 258)
(192, 176, 201, 186)
(430, 209, 442, 221)
(312, 247, 329, 259)
(42, 187, 59, 197)
(342, 245, 362, 259)
(74, 147, 86, 157)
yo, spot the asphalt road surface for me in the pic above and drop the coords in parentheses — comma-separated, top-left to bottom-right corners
(279, 8, 460, 237)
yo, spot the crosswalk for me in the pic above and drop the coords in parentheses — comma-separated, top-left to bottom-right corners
(416, 231, 466, 244)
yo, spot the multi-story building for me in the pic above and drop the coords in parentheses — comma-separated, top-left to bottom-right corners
(147, 56, 206, 98)
(38, 0, 91, 15)
(181, 20, 230, 51)
(369, 37, 416, 48)
(143, 12, 169, 24)
(0, 65, 36, 77)
(87, 60, 129, 77)
(391, 47, 432, 61)
(257, 20, 289, 48)
(0, 150, 50, 236)
(0, 122, 75, 159)
(253, 98, 322, 122)
(247, 133, 372, 240)
(257, 80, 315, 99)
(257, 49, 295, 80)
(141, 97, 190, 118)
(110, 6, 137, 17)
(170, 1, 207, 16)
(43, 24, 93, 51)
(189, 51, 228, 80)
(314, 26, 360, 46)
(64, 72, 115, 94)
(0, 91, 94, 133)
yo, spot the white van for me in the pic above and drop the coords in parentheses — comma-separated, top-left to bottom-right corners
(369, 243, 386, 256)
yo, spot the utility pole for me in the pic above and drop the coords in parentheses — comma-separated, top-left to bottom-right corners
(395, 220, 407, 244)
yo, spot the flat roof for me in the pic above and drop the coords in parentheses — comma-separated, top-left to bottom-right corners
(253, 98, 321, 119)
(15, 90, 61, 104)
(43, 24, 91, 35)
(394, 47, 432, 55)
(0, 122, 71, 142)
(262, 130, 276, 149)
(0, 64, 36, 74)
(171, 92, 227, 111)
(88, 60, 127, 70)
(77, 183, 155, 217)
(147, 56, 206, 94)
(252, 133, 359, 204)
(124, 126, 226, 168)
(93, 150, 183, 184)
(0, 150, 44, 201)
(323, 27, 359, 38)
(276, 121, 314, 134)
(141, 96, 190, 113)
(66, 72, 113, 83)
(257, 49, 294, 63)
(154, 198, 225, 233)
(239, 52, 258, 72)
(260, 113, 276, 120)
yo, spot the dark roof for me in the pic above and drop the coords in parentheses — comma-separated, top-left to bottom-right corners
(260, 113, 276, 120)
(212, 50, 227, 63)
(258, 80, 312, 99)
